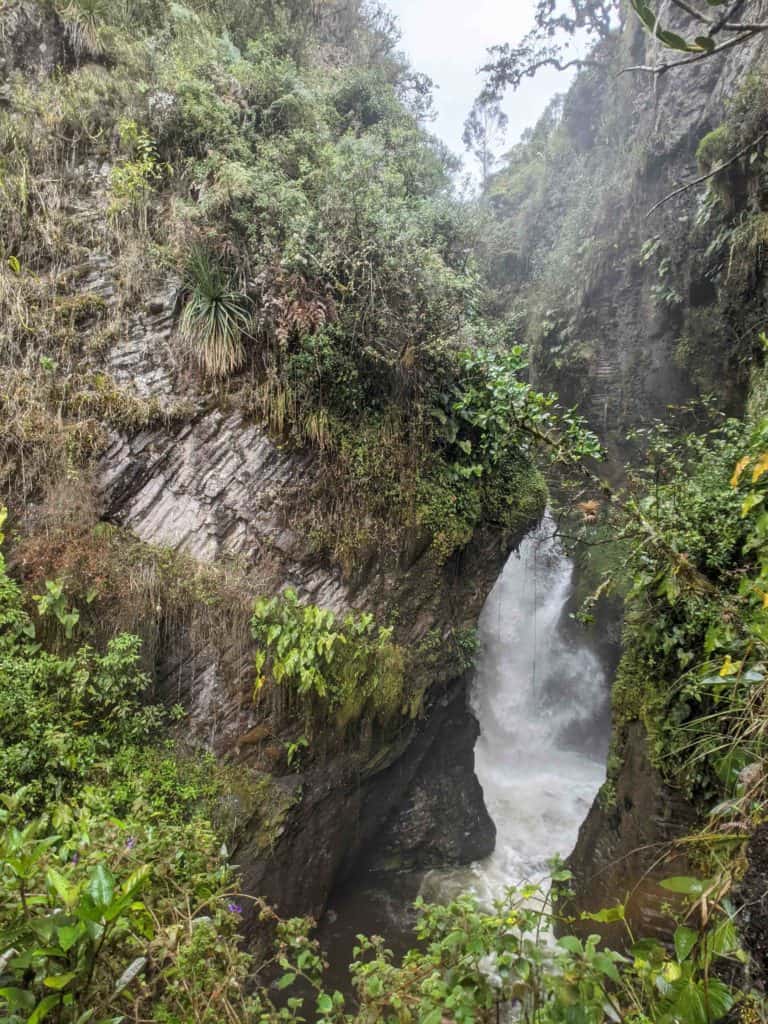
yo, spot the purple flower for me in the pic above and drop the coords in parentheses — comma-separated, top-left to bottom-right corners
(227, 902, 243, 915)
(125, 836, 137, 850)
(71, 853, 79, 865)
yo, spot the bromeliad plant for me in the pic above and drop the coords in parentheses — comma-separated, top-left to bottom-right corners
(179, 248, 252, 379)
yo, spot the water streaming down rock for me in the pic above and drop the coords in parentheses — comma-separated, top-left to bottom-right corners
(422, 515, 608, 904)
(319, 517, 609, 980)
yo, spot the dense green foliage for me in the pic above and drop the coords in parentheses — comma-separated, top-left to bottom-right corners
(0, 0, 576, 566)
(0, 497, 752, 1021)
(0, 791, 749, 1024)
(0, 508, 163, 808)
(251, 588, 405, 730)
(605, 367, 768, 820)
(3, 2, 768, 1023)
(0, 510, 265, 1023)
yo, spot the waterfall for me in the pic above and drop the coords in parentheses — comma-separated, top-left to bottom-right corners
(423, 514, 608, 903)
(318, 516, 609, 984)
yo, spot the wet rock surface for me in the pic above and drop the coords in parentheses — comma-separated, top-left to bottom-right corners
(736, 824, 768, 990)
(235, 677, 493, 930)
(564, 723, 698, 945)
(530, 13, 767, 461)
(58, 264, 529, 933)
(0, 3, 75, 82)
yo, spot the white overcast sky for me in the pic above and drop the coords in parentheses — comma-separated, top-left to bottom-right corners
(385, 0, 575, 169)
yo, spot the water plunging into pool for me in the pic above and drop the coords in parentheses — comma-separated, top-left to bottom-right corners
(319, 515, 609, 975)
(422, 514, 608, 904)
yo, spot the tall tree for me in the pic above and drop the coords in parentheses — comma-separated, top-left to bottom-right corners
(462, 97, 509, 185)
(480, 0, 617, 100)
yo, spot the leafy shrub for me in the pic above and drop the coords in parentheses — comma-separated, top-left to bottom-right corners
(251, 588, 405, 730)
(600, 367, 768, 827)
(0, 792, 252, 1024)
(109, 119, 168, 227)
(0, 512, 165, 807)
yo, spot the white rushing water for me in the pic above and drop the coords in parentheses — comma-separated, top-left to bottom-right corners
(423, 515, 608, 904)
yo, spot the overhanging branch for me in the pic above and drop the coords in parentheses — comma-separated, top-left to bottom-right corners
(620, 27, 763, 75)
(647, 128, 768, 216)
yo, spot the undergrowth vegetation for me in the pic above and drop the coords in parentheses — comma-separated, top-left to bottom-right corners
(602, 362, 768, 824)
(251, 588, 406, 732)
(0, 0, 597, 567)
(0, 489, 757, 1020)
(4, 1, 768, 1022)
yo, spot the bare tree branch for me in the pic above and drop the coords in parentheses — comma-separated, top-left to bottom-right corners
(620, 28, 763, 75)
(710, 0, 749, 35)
(647, 128, 768, 216)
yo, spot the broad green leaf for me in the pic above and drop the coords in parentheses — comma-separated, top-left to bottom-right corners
(582, 904, 625, 923)
(57, 924, 85, 952)
(29, 994, 63, 1024)
(316, 993, 333, 1014)
(420, 1010, 443, 1024)
(47, 868, 79, 909)
(742, 491, 764, 517)
(660, 876, 705, 896)
(674, 925, 698, 962)
(694, 35, 716, 53)
(593, 952, 621, 983)
(44, 973, 78, 990)
(88, 864, 115, 910)
(0, 987, 36, 1010)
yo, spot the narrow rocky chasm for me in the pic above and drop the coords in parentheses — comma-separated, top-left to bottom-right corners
(318, 514, 612, 979)
(1, 0, 552, 973)
(4, 0, 768, 1020)
(90, 273, 539, 928)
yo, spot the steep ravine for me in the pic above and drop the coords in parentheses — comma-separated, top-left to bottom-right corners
(94, 284, 544, 928)
(7, 0, 768, 979)
(315, 513, 611, 981)
(489, 8, 768, 942)
(0, 0, 555, 949)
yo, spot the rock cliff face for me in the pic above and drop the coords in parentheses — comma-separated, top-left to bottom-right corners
(564, 724, 698, 944)
(501, 8, 768, 462)
(79, 267, 530, 925)
(235, 675, 494, 929)
(508, 9, 768, 933)
(2, 3, 550, 934)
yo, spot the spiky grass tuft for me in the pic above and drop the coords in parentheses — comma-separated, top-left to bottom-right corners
(60, 0, 109, 59)
(179, 248, 252, 379)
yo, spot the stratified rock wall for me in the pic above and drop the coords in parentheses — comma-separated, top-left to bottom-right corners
(83, 273, 527, 923)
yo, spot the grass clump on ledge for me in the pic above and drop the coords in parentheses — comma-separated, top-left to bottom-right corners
(179, 247, 252, 379)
